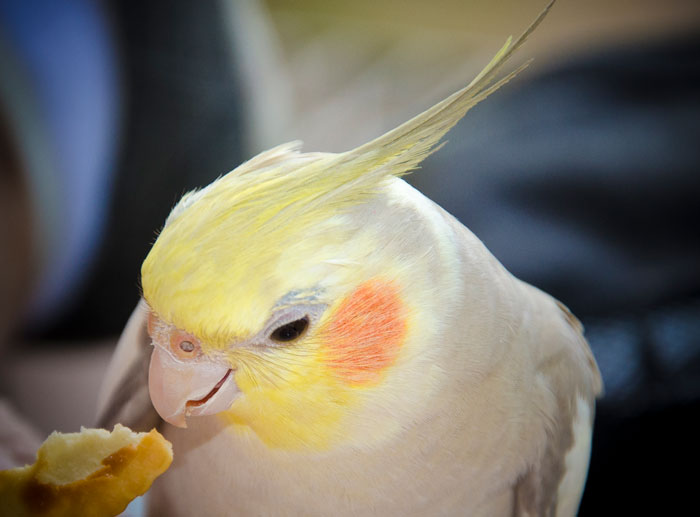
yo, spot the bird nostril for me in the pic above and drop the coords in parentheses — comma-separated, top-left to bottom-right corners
(180, 340, 195, 353)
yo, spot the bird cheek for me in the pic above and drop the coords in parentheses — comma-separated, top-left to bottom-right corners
(320, 279, 407, 385)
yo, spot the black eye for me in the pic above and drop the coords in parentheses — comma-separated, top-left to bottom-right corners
(270, 317, 309, 342)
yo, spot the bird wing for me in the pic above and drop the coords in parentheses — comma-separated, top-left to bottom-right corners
(511, 292, 603, 517)
(95, 299, 160, 431)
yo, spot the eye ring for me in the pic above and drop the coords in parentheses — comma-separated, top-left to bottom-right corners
(270, 316, 309, 343)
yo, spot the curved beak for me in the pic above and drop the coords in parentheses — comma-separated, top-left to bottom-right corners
(148, 345, 240, 428)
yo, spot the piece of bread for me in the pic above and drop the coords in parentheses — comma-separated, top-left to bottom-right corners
(0, 425, 172, 517)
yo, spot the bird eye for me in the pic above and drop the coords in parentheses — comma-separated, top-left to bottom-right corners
(270, 317, 309, 342)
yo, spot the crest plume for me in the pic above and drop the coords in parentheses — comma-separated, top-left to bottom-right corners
(164, 0, 553, 232)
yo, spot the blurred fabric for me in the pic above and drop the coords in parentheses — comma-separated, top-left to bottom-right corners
(0, 0, 120, 327)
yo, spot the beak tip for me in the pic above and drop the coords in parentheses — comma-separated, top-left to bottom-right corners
(164, 413, 188, 428)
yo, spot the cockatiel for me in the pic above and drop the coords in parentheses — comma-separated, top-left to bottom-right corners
(97, 2, 602, 515)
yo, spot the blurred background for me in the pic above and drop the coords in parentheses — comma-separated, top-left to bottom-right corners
(0, 0, 698, 513)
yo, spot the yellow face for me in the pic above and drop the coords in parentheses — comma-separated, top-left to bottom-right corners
(145, 270, 411, 450)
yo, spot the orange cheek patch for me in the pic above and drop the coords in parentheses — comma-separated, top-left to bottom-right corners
(320, 279, 407, 385)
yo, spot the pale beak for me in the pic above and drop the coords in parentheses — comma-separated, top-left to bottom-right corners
(148, 345, 240, 428)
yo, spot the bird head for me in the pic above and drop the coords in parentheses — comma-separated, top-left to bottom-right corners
(142, 143, 461, 450)
(141, 26, 545, 450)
